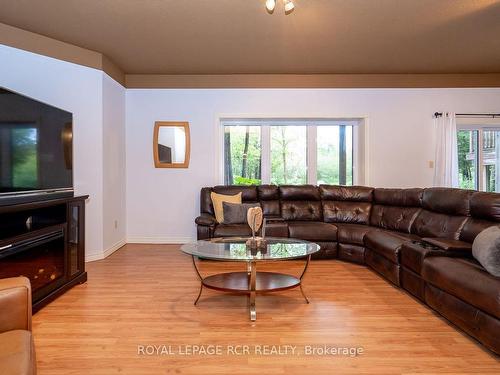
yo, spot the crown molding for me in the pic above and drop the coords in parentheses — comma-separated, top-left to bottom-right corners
(0, 22, 125, 86)
(125, 73, 500, 89)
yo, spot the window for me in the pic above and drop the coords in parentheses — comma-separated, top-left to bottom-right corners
(221, 119, 363, 186)
(224, 126, 261, 185)
(457, 119, 500, 192)
(317, 125, 353, 185)
(270, 126, 307, 184)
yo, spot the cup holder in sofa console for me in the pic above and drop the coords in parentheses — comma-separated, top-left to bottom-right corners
(410, 240, 441, 251)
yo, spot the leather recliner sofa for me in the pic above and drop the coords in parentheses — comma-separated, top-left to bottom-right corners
(195, 185, 500, 354)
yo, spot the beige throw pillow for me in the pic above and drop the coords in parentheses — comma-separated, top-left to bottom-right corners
(211, 191, 242, 223)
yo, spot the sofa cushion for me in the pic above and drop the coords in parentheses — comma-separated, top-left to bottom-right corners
(257, 185, 280, 200)
(422, 188, 473, 216)
(258, 185, 281, 217)
(336, 223, 375, 245)
(264, 218, 288, 238)
(279, 185, 320, 201)
(288, 222, 337, 241)
(411, 209, 467, 239)
(213, 185, 258, 201)
(281, 201, 322, 221)
(319, 185, 373, 201)
(422, 257, 500, 319)
(459, 191, 500, 243)
(320, 185, 373, 225)
(323, 201, 372, 224)
(472, 226, 500, 277)
(373, 188, 423, 206)
(460, 218, 498, 243)
(260, 201, 281, 217)
(213, 224, 251, 238)
(370, 205, 421, 233)
(470, 191, 500, 221)
(364, 230, 419, 263)
(0, 330, 36, 375)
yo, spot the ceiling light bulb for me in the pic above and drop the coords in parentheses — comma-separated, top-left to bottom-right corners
(284, 0, 295, 13)
(265, 0, 276, 12)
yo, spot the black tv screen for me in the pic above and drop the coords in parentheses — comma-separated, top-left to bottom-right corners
(0, 88, 73, 199)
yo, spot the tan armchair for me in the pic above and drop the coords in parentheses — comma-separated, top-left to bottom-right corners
(0, 277, 37, 375)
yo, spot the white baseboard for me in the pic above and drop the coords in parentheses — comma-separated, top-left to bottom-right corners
(126, 236, 195, 244)
(85, 239, 127, 263)
(85, 237, 193, 262)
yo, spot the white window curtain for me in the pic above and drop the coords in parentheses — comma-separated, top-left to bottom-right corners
(433, 112, 459, 187)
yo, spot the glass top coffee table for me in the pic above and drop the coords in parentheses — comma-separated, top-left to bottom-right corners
(181, 237, 320, 321)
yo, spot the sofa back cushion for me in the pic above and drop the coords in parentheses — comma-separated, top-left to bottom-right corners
(369, 188, 422, 233)
(257, 185, 281, 217)
(411, 210, 467, 239)
(469, 192, 500, 220)
(320, 185, 373, 224)
(421, 188, 472, 216)
(213, 185, 258, 201)
(460, 192, 500, 242)
(410, 188, 472, 239)
(201, 186, 258, 216)
(280, 185, 322, 221)
(373, 188, 423, 207)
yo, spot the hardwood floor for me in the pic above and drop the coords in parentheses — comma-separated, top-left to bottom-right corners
(33, 244, 499, 374)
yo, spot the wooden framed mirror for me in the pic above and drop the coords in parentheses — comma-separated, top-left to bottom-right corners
(153, 121, 190, 168)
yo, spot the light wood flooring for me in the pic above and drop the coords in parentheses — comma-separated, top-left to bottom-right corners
(33, 244, 499, 374)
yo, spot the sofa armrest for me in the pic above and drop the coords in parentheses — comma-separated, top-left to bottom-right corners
(421, 238, 472, 252)
(195, 213, 217, 226)
(0, 276, 32, 333)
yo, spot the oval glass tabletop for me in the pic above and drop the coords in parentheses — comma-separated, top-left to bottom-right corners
(181, 237, 320, 261)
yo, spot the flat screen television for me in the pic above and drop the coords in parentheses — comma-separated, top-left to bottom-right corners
(0, 87, 73, 206)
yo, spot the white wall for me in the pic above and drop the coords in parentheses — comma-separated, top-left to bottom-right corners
(0, 44, 105, 259)
(0, 44, 127, 261)
(102, 74, 126, 253)
(125, 88, 500, 242)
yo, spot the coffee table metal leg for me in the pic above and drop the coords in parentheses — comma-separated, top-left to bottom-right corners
(192, 255, 204, 305)
(194, 283, 203, 305)
(249, 260, 257, 321)
(298, 255, 311, 304)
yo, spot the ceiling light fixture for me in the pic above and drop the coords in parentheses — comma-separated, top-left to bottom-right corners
(265, 0, 295, 15)
(265, 0, 276, 13)
(284, 0, 295, 14)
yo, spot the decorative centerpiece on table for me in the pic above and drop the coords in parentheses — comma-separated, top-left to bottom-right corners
(246, 207, 267, 253)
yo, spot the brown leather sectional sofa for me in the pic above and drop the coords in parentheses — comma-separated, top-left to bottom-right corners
(195, 185, 500, 355)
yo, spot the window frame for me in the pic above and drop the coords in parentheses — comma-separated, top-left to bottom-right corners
(457, 117, 500, 192)
(218, 117, 366, 186)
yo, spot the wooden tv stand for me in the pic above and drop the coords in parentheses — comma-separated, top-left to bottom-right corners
(0, 195, 88, 312)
